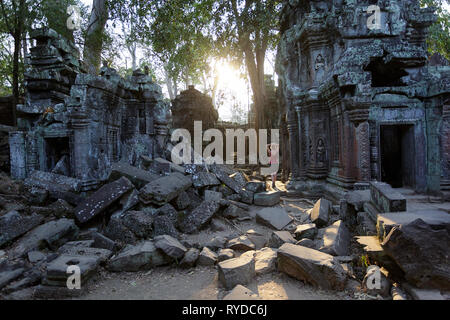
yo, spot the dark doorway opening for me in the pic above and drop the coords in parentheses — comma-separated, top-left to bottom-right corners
(44, 137, 71, 176)
(380, 125, 415, 188)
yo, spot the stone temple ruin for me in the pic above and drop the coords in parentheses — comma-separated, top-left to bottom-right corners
(276, 0, 450, 197)
(9, 28, 171, 189)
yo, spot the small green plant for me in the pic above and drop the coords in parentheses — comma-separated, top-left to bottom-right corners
(360, 254, 370, 268)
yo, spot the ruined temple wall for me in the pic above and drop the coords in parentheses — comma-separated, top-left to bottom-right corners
(276, 0, 449, 194)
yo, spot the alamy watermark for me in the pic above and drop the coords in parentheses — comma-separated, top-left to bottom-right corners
(171, 121, 279, 176)
(66, 265, 81, 290)
(367, 5, 382, 30)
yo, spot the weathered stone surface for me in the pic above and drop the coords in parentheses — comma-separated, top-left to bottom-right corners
(154, 158, 186, 175)
(245, 182, 266, 193)
(223, 204, 248, 219)
(44, 254, 101, 286)
(27, 251, 46, 263)
(223, 285, 259, 300)
(267, 231, 296, 249)
(154, 235, 187, 260)
(197, 247, 218, 266)
(293, 223, 317, 240)
(218, 249, 235, 262)
(403, 284, 447, 300)
(218, 254, 255, 290)
(254, 191, 280, 207)
(11, 219, 79, 258)
(317, 220, 350, 256)
(391, 283, 408, 300)
(24, 171, 82, 205)
(205, 236, 227, 251)
(296, 238, 316, 249)
(108, 241, 171, 272)
(109, 162, 159, 189)
(239, 189, 254, 204)
(75, 177, 134, 224)
(377, 210, 450, 241)
(227, 236, 256, 252)
(204, 190, 223, 202)
(370, 182, 406, 213)
(362, 265, 391, 297)
(277, 243, 347, 290)
(310, 199, 331, 227)
(210, 164, 242, 194)
(255, 247, 277, 275)
(48, 199, 75, 218)
(179, 200, 221, 234)
(58, 245, 113, 263)
(246, 229, 267, 250)
(92, 232, 116, 251)
(173, 191, 191, 210)
(0, 263, 25, 290)
(381, 218, 450, 290)
(153, 215, 179, 238)
(256, 207, 293, 230)
(139, 172, 192, 205)
(230, 172, 249, 190)
(0, 211, 44, 247)
(121, 211, 154, 239)
(344, 190, 371, 212)
(179, 248, 200, 268)
(192, 172, 220, 188)
(103, 214, 137, 245)
(211, 218, 228, 232)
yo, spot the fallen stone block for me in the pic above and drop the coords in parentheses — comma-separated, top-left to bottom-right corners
(254, 191, 280, 207)
(211, 218, 228, 232)
(107, 241, 172, 272)
(293, 223, 317, 240)
(204, 190, 223, 202)
(154, 158, 186, 175)
(139, 172, 192, 205)
(218, 253, 256, 290)
(93, 232, 116, 251)
(43, 254, 101, 287)
(0, 211, 44, 248)
(316, 220, 350, 256)
(245, 182, 266, 193)
(255, 247, 277, 275)
(153, 215, 179, 239)
(239, 190, 254, 204)
(296, 238, 316, 249)
(227, 236, 256, 252)
(197, 247, 218, 266)
(223, 285, 259, 300)
(179, 248, 200, 268)
(205, 236, 227, 251)
(403, 284, 447, 300)
(58, 245, 113, 263)
(27, 251, 46, 264)
(210, 164, 242, 194)
(381, 218, 450, 291)
(223, 204, 248, 219)
(179, 201, 221, 234)
(277, 243, 347, 290)
(218, 249, 235, 262)
(173, 191, 191, 210)
(370, 181, 406, 213)
(0, 266, 25, 290)
(120, 210, 154, 239)
(256, 207, 293, 230)
(109, 162, 159, 189)
(154, 235, 187, 260)
(103, 214, 138, 245)
(192, 171, 220, 188)
(377, 210, 450, 241)
(246, 229, 267, 250)
(230, 172, 249, 190)
(310, 198, 331, 227)
(344, 190, 371, 212)
(75, 177, 135, 224)
(12, 219, 79, 258)
(267, 231, 296, 249)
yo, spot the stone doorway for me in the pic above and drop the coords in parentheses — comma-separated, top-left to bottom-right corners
(380, 124, 416, 188)
(44, 137, 71, 176)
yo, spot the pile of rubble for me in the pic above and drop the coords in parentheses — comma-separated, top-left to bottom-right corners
(1, 159, 448, 300)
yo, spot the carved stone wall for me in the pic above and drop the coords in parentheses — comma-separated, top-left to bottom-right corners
(9, 28, 171, 187)
(276, 0, 449, 194)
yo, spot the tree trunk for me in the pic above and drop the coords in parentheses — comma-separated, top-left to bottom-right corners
(165, 67, 175, 100)
(83, 0, 108, 75)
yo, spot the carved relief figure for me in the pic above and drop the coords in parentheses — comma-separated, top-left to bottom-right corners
(316, 138, 326, 167)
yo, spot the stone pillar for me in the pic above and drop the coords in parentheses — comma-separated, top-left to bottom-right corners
(287, 110, 299, 180)
(356, 121, 371, 181)
(154, 124, 169, 159)
(441, 104, 450, 191)
(9, 131, 27, 179)
(70, 111, 90, 180)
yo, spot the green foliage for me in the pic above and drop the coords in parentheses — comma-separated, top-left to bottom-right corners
(421, 0, 450, 60)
